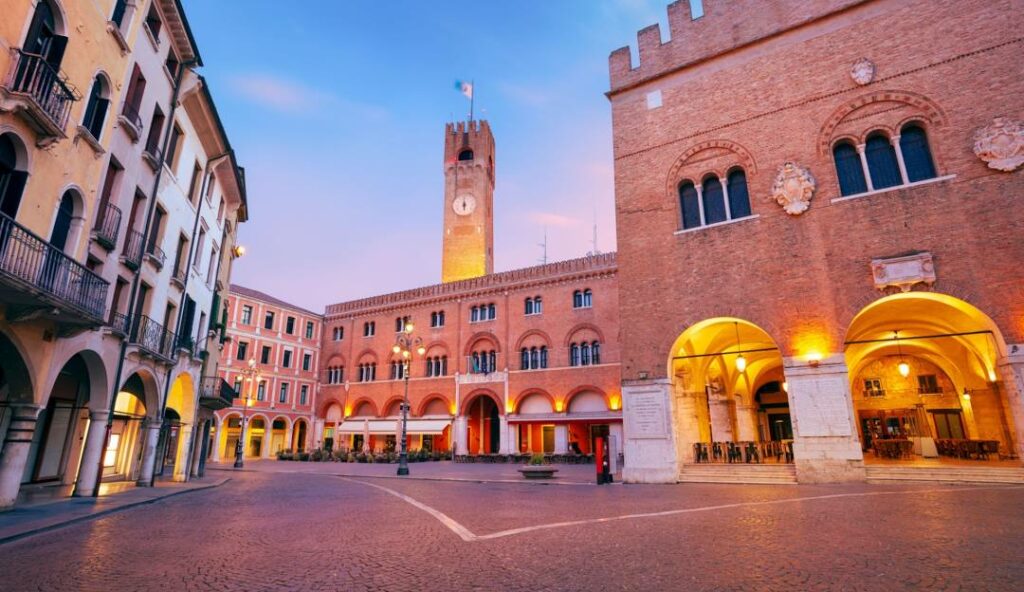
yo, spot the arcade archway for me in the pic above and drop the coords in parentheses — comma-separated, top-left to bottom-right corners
(464, 392, 501, 455)
(845, 293, 1018, 464)
(668, 318, 792, 464)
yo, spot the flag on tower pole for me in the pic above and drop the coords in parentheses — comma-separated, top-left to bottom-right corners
(455, 79, 474, 121)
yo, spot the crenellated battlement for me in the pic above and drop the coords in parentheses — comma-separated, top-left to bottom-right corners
(608, 0, 866, 94)
(444, 119, 495, 169)
(325, 252, 617, 318)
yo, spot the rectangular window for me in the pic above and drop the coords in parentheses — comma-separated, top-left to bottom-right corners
(286, 316, 295, 334)
(256, 381, 266, 401)
(260, 345, 271, 365)
(241, 305, 252, 325)
(167, 124, 184, 173)
(279, 383, 289, 404)
(282, 350, 292, 368)
(302, 353, 312, 371)
(917, 374, 941, 394)
(264, 311, 274, 330)
(144, 105, 165, 157)
(300, 385, 309, 405)
(333, 326, 344, 341)
(305, 321, 314, 339)
(363, 321, 375, 337)
(187, 162, 202, 206)
(233, 377, 242, 395)
(145, 2, 163, 39)
(863, 378, 884, 397)
(236, 341, 248, 361)
(193, 228, 205, 271)
(165, 51, 180, 79)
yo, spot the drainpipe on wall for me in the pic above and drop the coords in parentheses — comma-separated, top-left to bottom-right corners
(91, 58, 199, 497)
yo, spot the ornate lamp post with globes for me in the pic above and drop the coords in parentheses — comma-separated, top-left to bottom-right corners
(234, 358, 261, 469)
(392, 321, 426, 476)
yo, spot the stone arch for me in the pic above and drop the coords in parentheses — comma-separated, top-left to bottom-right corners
(270, 415, 292, 430)
(423, 340, 451, 357)
(316, 395, 344, 418)
(460, 388, 503, 416)
(417, 394, 452, 416)
(565, 385, 610, 412)
(0, 127, 32, 171)
(348, 397, 378, 418)
(165, 371, 196, 423)
(325, 354, 346, 366)
(513, 389, 556, 414)
(118, 366, 161, 419)
(463, 331, 501, 355)
(381, 396, 405, 417)
(354, 349, 377, 364)
(42, 348, 108, 411)
(514, 329, 552, 351)
(564, 323, 605, 347)
(817, 90, 948, 155)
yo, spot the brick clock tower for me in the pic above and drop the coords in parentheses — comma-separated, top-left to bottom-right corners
(441, 120, 495, 283)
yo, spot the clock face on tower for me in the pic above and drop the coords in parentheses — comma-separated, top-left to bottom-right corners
(453, 194, 477, 216)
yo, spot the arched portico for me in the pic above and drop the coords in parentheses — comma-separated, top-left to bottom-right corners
(160, 372, 195, 480)
(844, 292, 1021, 465)
(103, 371, 159, 486)
(291, 418, 309, 452)
(0, 330, 39, 508)
(461, 390, 505, 455)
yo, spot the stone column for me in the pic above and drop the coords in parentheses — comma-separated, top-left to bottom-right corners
(553, 424, 568, 454)
(735, 404, 759, 442)
(0, 405, 41, 510)
(136, 420, 162, 487)
(260, 427, 272, 459)
(454, 416, 468, 455)
(784, 356, 865, 483)
(74, 409, 110, 496)
(211, 420, 222, 462)
(708, 397, 734, 442)
(621, 380, 678, 483)
(511, 422, 520, 453)
(191, 421, 207, 477)
(996, 353, 1024, 463)
(498, 415, 511, 454)
(313, 419, 324, 451)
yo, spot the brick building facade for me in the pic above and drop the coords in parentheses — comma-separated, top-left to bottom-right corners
(609, 0, 1024, 482)
(316, 121, 622, 457)
(213, 286, 321, 460)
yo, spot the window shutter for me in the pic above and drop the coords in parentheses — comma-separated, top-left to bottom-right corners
(46, 35, 68, 69)
(1, 170, 29, 218)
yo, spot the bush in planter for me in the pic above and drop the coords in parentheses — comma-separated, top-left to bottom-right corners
(297, 452, 309, 461)
(431, 451, 441, 461)
(528, 453, 546, 466)
(347, 452, 356, 463)
(356, 452, 367, 463)
(310, 449, 323, 462)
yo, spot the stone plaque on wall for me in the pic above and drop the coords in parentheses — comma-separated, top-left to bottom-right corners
(871, 252, 935, 292)
(793, 375, 852, 437)
(625, 389, 669, 439)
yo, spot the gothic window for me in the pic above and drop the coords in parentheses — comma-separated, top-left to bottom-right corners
(726, 168, 751, 219)
(395, 315, 410, 333)
(701, 175, 727, 225)
(581, 342, 592, 366)
(363, 321, 375, 337)
(591, 341, 601, 365)
(899, 124, 937, 183)
(0, 134, 28, 219)
(524, 298, 533, 315)
(570, 343, 581, 367)
(471, 306, 479, 323)
(833, 141, 867, 196)
(865, 132, 901, 190)
(82, 75, 110, 140)
(520, 348, 529, 370)
(430, 310, 445, 327)
(679, 181, 701, 230)
(487, 303, 496, 319)
(573, 289, 592, 309)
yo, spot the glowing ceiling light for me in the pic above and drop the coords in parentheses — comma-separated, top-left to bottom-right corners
(735, 354, 747, 373)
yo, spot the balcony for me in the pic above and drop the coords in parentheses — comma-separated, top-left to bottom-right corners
(129, 314, 175, 362)
(142, 143, 162, 171)
(0, 49, 79, 144)
(0, 212, 108, 331)
(91, 203, 121, 251)
(458, 369, 507, 386)
(118, 102, 143, 142)
(121, 229, 144, 270)
(108, 311, 129, 337)
(169, 264, 186, 290)
(199, 376, 236, 410)
(144, 241, 165, 270)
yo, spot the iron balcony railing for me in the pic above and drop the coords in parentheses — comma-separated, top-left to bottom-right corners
(5, 49, 77, 131)
(92, 202, 121, 250)
(0, 212, 108, 322)
(145, 241, 166, 269)
(122, 229, 144, 269)
(199, 376, 237, 408)
(108, 311, 129, 336)
(129, 314, 175, 360)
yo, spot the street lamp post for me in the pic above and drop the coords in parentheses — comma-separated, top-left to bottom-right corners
(393, 322, 426, 476)
(234, 358, 261, 469)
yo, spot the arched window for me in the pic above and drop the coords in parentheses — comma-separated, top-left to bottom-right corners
(534, 296, 542, 314)
(0, 134, 28, 219)
(488, 350, 496, 372)
(726, 168, 751, 218)
(701, 176, 727, 225)
(570, 343, 580, 367)
(524, 298, 533, 315)
(458, 149, 473, 161)
(591, 341, 601, 365)
(572, 290, 582, 308)
(539, 346, 548, 369)
(471, 306, 479, 322)
(23, 1, 65, 69)
(899, 124, 937, 183)
(82, 75, 110, 140)
(487, 303, 496, 319)
(865, 133, 901, 190)
(582, 289, 592, 307)
(833, 141, 867, 196)
(678, 181, 701, 230)
(581, 342, 591, 366)
(49, 191, 74, 252)
(529, 347, 539, 369)
(520, 348, 529, 370)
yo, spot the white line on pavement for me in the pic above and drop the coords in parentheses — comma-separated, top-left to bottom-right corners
(335, 477, 1023, 543)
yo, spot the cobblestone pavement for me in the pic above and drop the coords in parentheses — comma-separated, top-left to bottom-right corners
(1, 469, 1021, 591)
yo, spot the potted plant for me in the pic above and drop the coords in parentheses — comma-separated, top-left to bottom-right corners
(518, 453, 558, 479)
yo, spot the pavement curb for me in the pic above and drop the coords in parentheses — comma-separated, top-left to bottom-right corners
(208, 465, 615, 486)
(0, 477, 230, 546)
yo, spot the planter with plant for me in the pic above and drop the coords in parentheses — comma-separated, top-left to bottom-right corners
(518, 453, 558, 479)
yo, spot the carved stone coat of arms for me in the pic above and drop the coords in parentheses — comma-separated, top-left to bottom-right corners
(771, 162, 817, 215)
(973, 117, 1024, 172)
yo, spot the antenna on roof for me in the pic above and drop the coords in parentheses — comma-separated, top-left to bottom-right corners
(538, 227, 548, 265)
(587, 205, 601, 257)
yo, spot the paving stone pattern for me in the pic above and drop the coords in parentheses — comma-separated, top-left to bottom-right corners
(0, 469, 1021, 591)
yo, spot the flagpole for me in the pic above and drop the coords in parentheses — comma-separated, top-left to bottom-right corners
(469, 79, 474, 122)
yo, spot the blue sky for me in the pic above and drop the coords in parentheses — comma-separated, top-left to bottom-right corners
(182, 0, 670, 311)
